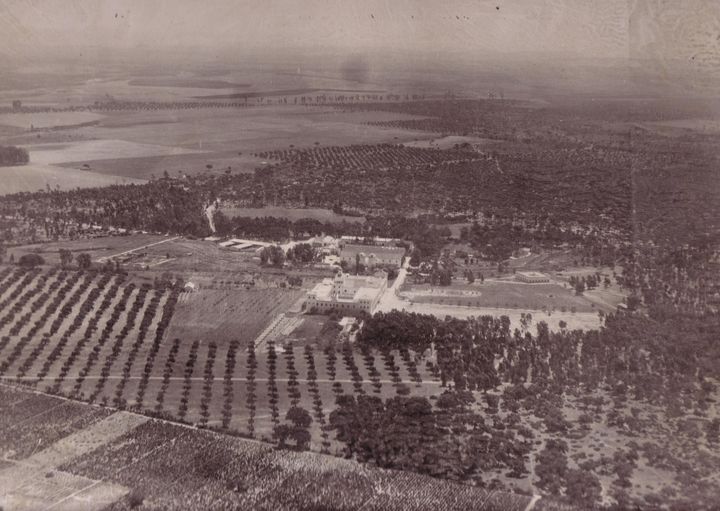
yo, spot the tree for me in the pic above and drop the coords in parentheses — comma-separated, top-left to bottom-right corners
(626, 294, 641, 311)
(287, 243, 315, 264)
(59, 249, 73, 268)
(565, 469, 601, 508)
(575, 279, 585, 295)
(18, 253, 44, 268)
(706, 419, 720, 444)
(274, 406, 312, 450)
(260, 245, 285, 267)
(76, 253, 92, 269)
(0, 145, 29, 166)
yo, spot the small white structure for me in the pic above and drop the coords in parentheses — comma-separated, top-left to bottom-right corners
(184, 281, 198, 292)
(515, 271, 550, 284)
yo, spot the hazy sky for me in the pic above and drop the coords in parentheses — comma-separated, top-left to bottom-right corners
(1, 0, 718, 83)
(1, 0, 633, 58)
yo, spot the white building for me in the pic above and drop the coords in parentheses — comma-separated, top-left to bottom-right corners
(305, 271, 387, 315)
(515, 271, 550, 284)
(340, 244, 405, 268)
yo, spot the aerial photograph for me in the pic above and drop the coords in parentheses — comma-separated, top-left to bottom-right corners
(0, 0, 718, 509)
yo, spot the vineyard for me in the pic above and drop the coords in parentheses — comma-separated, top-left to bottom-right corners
(0, 385, 538, 511)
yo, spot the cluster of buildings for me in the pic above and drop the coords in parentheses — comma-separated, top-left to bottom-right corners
(305, 271, 387, 315)
(308, 235, 406, 269)
(213, 233, 406, 315)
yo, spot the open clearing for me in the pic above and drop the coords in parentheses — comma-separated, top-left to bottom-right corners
(401, 279, 604, 313)
(0, 164, 145, 195)
(403, 134, 498, 149)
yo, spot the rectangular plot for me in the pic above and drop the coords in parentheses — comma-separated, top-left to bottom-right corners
(0, 393, 64, 430)
(0, 401, 111, 461)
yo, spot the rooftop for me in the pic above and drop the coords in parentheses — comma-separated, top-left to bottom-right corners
(341, 244, 405, 255)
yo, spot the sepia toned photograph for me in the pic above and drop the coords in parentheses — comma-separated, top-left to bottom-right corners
(0, 1, 719, 509)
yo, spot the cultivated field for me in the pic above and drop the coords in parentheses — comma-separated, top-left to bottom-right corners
(0, 105, 434, 193)
(0, 265, 716, 506)
(0, 164, 145, 195)
(59, 151, 268, 180)
(24, 139, 201, 166)
(165, 287, 305, 347)
(0, 111, 105, 129)
(8, 235, 171, 266)
(0, 385, 535, 511)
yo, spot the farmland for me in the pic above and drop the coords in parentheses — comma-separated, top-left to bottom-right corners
(0, 263, 717, 508)
(0, 56, 717, 511)
(0, 385, 537, 511)
(0, 111, 106, 129)
(0, 106, 434, 194)
(0, 164, 145, 195)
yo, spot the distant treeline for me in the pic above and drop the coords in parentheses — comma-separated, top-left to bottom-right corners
(0, 145, 29, 166)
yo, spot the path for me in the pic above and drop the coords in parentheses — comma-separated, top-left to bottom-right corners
(95, 236, 180, 263)
(0, 375, 444, 385)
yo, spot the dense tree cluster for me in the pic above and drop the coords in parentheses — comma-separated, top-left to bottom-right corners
(329, 392, 531, 482)
(357, 307, 720, 409)
(0, 145, 29, 166)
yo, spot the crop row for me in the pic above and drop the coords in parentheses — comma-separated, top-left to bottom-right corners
(38, 273, 119, 383)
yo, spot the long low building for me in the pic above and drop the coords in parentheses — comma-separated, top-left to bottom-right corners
(305, 271, 387, 315)
(340, 243, 405, 268)
(515, 271, 550, 283)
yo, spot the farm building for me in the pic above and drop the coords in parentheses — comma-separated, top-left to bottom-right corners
(340, 244, 405, 268)
(305, 271, 387, 315)
(515, 271, 550, 284)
